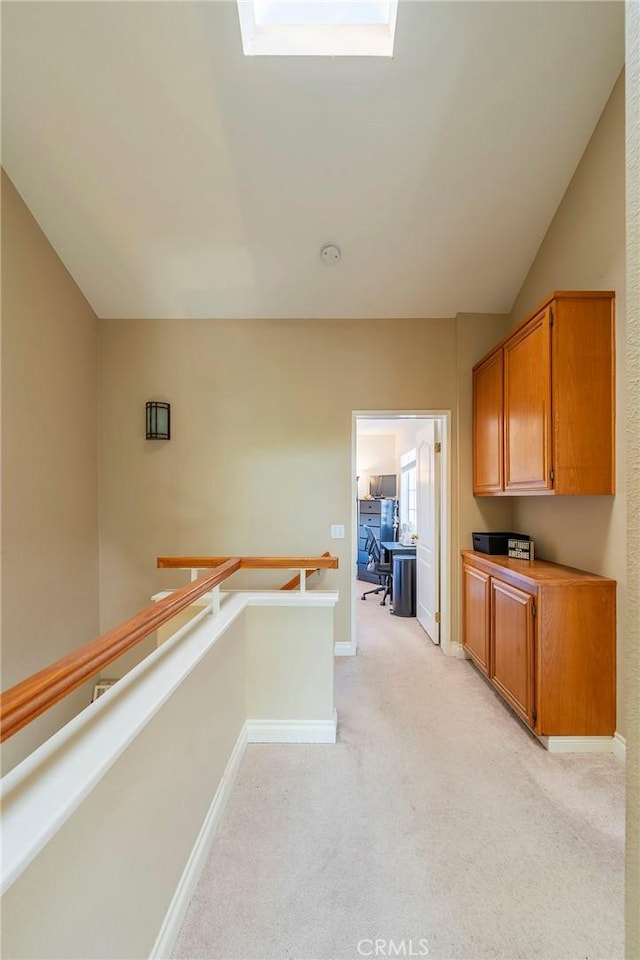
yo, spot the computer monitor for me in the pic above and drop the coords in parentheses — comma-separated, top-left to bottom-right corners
(369, 474, 397, 498)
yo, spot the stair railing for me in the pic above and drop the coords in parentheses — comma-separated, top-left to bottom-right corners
(0, 554, 338, 743)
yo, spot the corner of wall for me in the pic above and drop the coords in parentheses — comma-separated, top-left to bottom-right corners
(1, 172, 101, 773)
(624, 3, 640, 953)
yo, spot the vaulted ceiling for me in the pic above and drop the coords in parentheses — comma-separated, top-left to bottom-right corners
(1, 1, 624, 320)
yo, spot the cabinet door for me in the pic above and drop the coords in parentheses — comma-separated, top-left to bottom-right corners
(490, 579, 534, 726)
(462, 564, 490, 674)
(551, 296, 615, 494)
(473, 350, 504, 494)
(504, 308, 553, 492)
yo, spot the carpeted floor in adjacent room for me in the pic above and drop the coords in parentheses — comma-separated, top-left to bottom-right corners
(173, 583, 625, 960)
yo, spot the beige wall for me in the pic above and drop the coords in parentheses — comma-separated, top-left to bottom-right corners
(0, 171, 100, 773)
(455, 313, 514, 563)
(507, 73, 627, 735)
(624, 5, 640, 952)
(98, 313, 509, 660)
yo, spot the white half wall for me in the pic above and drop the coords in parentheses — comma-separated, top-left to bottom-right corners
(0, 591, 338, 960)
(245, 605, 335, 722)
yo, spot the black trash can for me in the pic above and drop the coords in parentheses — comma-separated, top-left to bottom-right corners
(392, 555, 416, 617)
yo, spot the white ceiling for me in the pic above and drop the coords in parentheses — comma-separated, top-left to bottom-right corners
(1, 1, 624, 320)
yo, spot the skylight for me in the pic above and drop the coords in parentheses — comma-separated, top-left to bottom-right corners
(237, 1, 398, 56)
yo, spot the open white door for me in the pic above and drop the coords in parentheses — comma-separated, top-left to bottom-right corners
(416, 421, 440, 643)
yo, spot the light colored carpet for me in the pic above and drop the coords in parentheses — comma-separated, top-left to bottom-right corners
(173, 583, 625, 960)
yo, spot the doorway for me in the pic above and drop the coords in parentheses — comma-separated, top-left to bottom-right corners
(351, 411, 451, 656)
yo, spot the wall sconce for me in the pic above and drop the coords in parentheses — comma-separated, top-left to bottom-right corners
(146, 401, 171, 440)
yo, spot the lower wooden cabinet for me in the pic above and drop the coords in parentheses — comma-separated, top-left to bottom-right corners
(491, 579, 534, 726)
(461, 551, 616, 738)
(462, 563, 490, 673)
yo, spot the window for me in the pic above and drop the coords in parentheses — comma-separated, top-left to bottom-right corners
(237, 0, 398, 57)
(400, 448, 416, 531)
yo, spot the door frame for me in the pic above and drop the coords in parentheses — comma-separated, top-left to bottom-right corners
(415, 419, 441, 644)
(349, 410, 452, 657)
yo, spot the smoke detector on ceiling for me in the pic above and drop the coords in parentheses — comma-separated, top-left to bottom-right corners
(320, 243, 341, 265)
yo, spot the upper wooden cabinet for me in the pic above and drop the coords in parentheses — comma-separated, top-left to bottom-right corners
(504, 307, 552, 492)
(473, 350, 503, 494)
(472, 291, 615, 496)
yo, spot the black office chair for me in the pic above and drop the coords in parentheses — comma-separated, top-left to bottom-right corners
(361, 526, 392, 606)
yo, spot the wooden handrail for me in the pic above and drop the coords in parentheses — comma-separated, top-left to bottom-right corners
(0, 554, 338, 744)
(281, 552, 332, 591)
(0, 559, 241, 743)
(157, 555, 338, 570)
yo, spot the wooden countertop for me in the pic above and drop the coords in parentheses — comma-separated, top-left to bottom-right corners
(461, 550, 615, 589)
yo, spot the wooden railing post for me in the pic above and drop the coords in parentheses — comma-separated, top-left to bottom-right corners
(280, 552, 332, 592)
(209, 586, 221, 615)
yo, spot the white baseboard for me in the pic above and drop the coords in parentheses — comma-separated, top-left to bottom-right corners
(334, 640, 356, 656)
(454, 643, 469, 660)
(612, 732, 626, 762)
(246, 709, 338, 744)
(149, 708, 338, 956)
(537, 735, 618, 755)
(150, 724, 248, 959)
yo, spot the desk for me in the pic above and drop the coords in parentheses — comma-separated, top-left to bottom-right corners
(380, 541, 417, 561)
